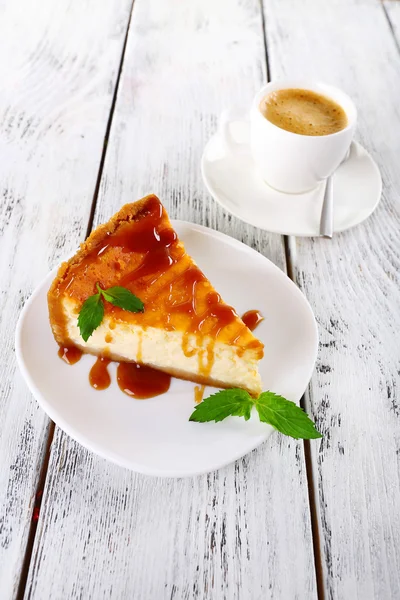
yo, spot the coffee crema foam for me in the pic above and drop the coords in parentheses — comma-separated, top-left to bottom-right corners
(259, 88, 348, 136)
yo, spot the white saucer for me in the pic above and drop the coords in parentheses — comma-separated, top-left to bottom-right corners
(16, 221, 318, 477)
(201, 120, 382, 236)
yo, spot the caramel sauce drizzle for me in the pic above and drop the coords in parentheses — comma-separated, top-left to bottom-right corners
(136, 330, 143, 363)
(181, 332, 196, 358)
(194, 385, 206, 404)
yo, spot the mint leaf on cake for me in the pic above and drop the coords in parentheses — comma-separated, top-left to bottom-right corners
(97, 284, 144, 313)
(77, 284, 144, 342)
(77, 292, 104, 342)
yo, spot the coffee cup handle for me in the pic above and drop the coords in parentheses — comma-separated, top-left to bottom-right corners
(219, 108, 248, 155)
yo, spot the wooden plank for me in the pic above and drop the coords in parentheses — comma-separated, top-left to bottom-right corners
(0, 1, 133, 597)
(25, 1, 318, 598)
(263, 0, 400, 598)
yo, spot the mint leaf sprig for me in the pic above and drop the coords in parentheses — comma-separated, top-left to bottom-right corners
(78, 284, 144, 342)
(77, 292, 104, 343)
(189, 389, 321, 440)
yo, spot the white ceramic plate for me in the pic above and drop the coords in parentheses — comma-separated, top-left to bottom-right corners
(16, 221, 318, 477)
(201, 119, 382, 236)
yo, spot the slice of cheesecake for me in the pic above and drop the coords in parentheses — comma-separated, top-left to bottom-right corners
(48, 195, 264, 395)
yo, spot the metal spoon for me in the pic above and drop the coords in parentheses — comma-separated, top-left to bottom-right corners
(319, 145, 352, 238)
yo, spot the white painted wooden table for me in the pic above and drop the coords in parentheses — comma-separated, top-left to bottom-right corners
(1, 0, 399, 598)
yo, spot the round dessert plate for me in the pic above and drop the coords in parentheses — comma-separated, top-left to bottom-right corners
(16, 221, 318, 477)
(201, 119, 382, 236)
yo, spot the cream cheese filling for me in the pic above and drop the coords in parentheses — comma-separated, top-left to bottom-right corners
(63, 299, 262, 395)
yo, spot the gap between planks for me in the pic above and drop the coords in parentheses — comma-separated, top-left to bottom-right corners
(381, 0, 400, 57)
(284, 234, 325, 600)
(15, 2, 136, 599)
(260, 0, 326, 591)
(16, 422, 55, 600)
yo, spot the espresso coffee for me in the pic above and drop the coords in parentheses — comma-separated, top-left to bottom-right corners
(259, 88, 348, 136)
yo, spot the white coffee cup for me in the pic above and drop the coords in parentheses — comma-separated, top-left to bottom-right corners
(223, 80, 357, 194)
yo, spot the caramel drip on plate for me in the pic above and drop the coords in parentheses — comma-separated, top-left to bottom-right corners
(116, 362, 171, 399)
(58, 346, 82, 365)
(89, 357, 111, 390)
(241, 310, 264, 332)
